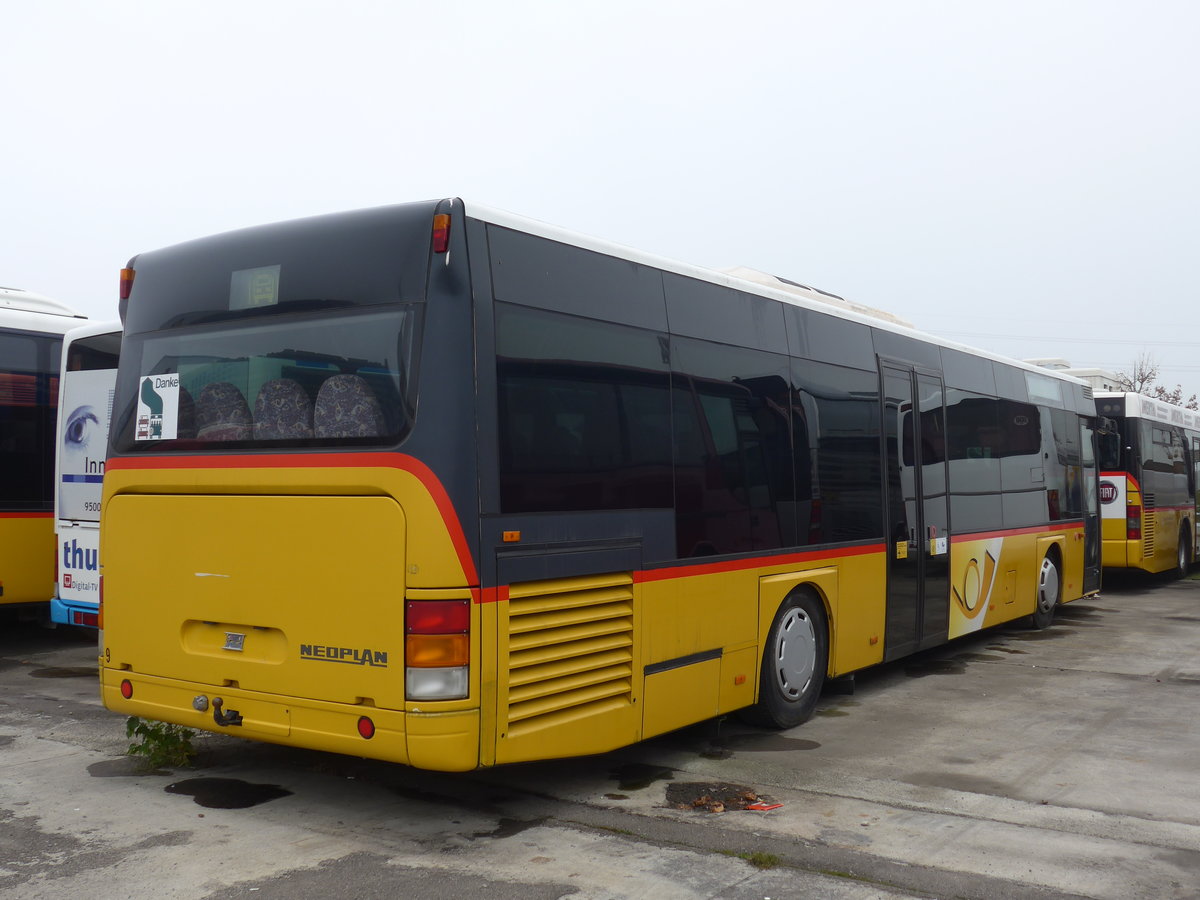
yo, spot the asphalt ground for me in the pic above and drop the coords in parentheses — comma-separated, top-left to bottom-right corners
(1, 571, 1197, 899)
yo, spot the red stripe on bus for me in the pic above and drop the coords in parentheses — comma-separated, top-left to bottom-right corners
(0, 512, 52, 519)
(106, 453, 480, 585)
(635, 542, 883, 584)
(950, 523, 1084, 543)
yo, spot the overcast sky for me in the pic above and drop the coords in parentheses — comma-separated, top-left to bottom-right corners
(7, 1, 1198, 395)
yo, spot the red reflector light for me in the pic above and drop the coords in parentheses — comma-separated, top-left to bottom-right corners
(357, 716, 376, 740)
(120, 679, 133, 699)
(73, 611, 99, 627)
(432, 214, 451, 254)
(406, 600, 469, 634)
(119, 267, 135, 301)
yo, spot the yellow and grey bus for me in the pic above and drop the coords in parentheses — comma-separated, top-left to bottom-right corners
(100, 200, 1101, 770)
(1095, 391, 1198, 576)
(0, 286, 86, 614)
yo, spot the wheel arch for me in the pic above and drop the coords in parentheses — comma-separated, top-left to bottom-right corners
(758, 568, 837, 679)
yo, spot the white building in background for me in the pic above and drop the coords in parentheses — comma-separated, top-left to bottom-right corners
(1025, 358, 1124, 393)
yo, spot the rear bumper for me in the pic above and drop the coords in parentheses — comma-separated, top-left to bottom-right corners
(51, 596, 99, 628)
(101, 669, 481, 771)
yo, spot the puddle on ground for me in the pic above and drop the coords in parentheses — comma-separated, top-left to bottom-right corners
(88, 758, 169, 777)
(604, 792, 629, 800)
(165, 777, 292, 809)
(712, 733, 820, 752)
(665, 781, 778, 812)
(1005, 628, 1077, 642)
(29, 666, 96, 679)
(905, 771, 1011, 796)
(699, 747, 734, 760)
(985, 645, 1029, 655)
(610, 763, 676, 791)
(955, 652, 1006, 663)
(904, 659, 965, 677)
(815, 707, 851, 717)
(471, 817, 546, 840)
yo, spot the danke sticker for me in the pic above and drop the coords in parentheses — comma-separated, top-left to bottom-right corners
(136, 374, 180, 440)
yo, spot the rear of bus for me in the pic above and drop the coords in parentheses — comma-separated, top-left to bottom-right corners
(1095, 391, 1198, 575)
(1, 287, 85, 613)
(99, 201, 486, 769)
(51, 322, 121, 628)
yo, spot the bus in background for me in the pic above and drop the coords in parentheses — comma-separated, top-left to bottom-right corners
(100, 200, 1101, 771)
(1095, 391, 1198, 577)
(52, 321, 122, 628)
(0, 286, 87, 614)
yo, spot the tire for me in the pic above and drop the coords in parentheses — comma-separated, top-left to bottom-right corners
(741, 591, 828, 729)
(1173, 527, 1191, 579)
(1029, 552, 1060, 630)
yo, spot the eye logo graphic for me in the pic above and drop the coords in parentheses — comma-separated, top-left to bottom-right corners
(64, 405, 101, 451)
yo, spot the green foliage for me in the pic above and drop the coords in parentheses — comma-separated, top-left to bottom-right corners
(125, 716, 195, 769)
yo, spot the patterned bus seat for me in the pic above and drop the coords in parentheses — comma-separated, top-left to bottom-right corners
(254, 378, 314, 440)
(194, 382, 252, 441)
(314, 374, 385, 438)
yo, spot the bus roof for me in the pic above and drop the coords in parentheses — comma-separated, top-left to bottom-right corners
(459, 200, 1088, 390)
(0, 286, 84, 319)
(1095, 391, 1200, 429)
(63, 320, 122, 342)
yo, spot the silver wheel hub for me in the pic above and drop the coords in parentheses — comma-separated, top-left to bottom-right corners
(1038, 558, 1059, 613)
(773, 607, 817, 701)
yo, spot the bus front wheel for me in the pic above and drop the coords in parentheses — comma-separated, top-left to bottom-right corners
(1029, 552, 1060, 630)
(741, 590, 828, 729)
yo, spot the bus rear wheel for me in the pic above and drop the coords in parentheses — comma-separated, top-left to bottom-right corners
(1029, 552, 1060, 629)
(1174, 526, 1192, 579)
(741, 591, 827, 729)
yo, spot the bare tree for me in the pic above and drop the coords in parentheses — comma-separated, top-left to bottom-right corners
(1115, 353, 1198, 410)
(1114, 352, 1160, 394)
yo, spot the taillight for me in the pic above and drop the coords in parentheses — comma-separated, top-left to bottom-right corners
(357, 716, 376, 740)
(432, 214, 451, 254)
(119, 267, 135, 301)
(120, 679, 133, 699)
(405, 599, 469, 701)
(1127, 504, 1141, 540)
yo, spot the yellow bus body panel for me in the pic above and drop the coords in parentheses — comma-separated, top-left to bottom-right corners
(100, 460, 484, 769)
(0, 514, 54, 606)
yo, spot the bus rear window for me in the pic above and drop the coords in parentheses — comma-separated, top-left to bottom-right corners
(113, 306, 419, 451)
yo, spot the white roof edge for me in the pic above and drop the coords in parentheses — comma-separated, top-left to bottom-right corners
(0, 286, 84, 318)
(1094, 390, 1199, 421)
(458, 199, 1087, 388)
(64, 319, 123, 340)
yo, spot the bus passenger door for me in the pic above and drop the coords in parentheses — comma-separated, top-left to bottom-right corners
(1081, 421, 1102, 593)
(881, 364, 950, 661)
(1192, 435, 1200, 564)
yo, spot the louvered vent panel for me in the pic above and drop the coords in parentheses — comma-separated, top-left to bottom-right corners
(1143, 493, 1157, 557)
(505, 574, 634, 736)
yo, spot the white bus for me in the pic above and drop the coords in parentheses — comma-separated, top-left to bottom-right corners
(0, 287, 86, 613)
(51, 321, 122, 627)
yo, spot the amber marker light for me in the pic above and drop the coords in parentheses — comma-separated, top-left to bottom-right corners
(432, 214, 451, 253)
(119, 267, 135, 301)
